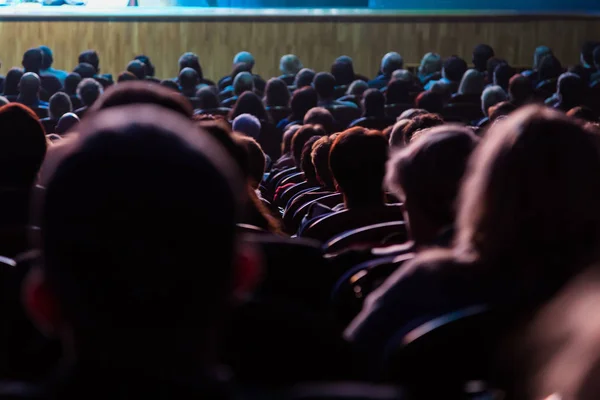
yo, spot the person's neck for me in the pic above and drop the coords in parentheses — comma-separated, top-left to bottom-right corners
(343, 191, 385, 209)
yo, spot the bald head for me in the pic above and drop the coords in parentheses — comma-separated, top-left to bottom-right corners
(233, 71, 254, 96)
(126, 60, 146, 80)
(382, 52, 404, 76)
(234, 51, 255, 69)
(19, 72, 41, 97)
(280, 54, 303, 76)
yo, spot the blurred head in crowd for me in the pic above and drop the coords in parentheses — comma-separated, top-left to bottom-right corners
(281, 124, 301, 156)
(179, 67, 199, 97)
(488, 100, 517, 122)
(556, 72, 585, 110)
(234, 51, 255, 70)
(230, 91, 268, 121)
(134, 54, 155, 77)
(473, 44, 495, 73)
(77, 78, 103, 108)
(381, 52, 404, 77)
(331, 59, 355, 86)
(494, 63, 516, 92)
(264, 78, 290, 108)
(126, 60, 146, 80)
(196, 86, 220, 110)
(581, 41, 600, 68)
(385, 79, 412, 104)
(233, 72, 254, 96)
(178, 52, 203, 80)
(4, 68, 24, 96)
(442, 56, 468, 83)
(160, 79, 181, 93)
(233, 113, 261, 140)
(509, 74, 534, 106)
(313, 72, 337, 101)
(399, 113, 444, 145)
(538, 54, 563, 83)
(303, 107, 335, 134)
(117, 72, 137, 83)
(418, 52, 443, 81)
(39, 45, 54, 70)
(64, 72, 82, 96)
(533, 46, 553, 70)
(49, 92, 73, 120)
(347, 80, 369, 97)
(18, 72, 41, 100)
(295, 68, 316, 89)
(289, 86, 318, 122)
(362, 88, 386, 118)
(280, 54, 303, 76)
(22, 48, 44, 74)
(481, 85, 508, 117)
(291, 124, 326, 167)
(415, 91, 444, 114)
(79, 50, 100, 74)
(311, 135, 336, 190)
(233, 133, 265, 189)
(458, 69, 485, 95)
(73, 63, 96, 79)
(55, 112, 79, 135)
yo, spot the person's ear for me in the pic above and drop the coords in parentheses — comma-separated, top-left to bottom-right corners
(23, 267, 63, 336)
(232, 240, 263, 302)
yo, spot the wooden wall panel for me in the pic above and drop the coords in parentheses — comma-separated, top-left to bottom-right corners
(0, 18, 597, 81)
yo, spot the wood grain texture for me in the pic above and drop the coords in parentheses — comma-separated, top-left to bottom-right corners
(0, 18, 598, 81)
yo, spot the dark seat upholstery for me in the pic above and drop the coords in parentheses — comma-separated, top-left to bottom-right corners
(40, 74, 62, 101)
(263, 166, 298, 201)
(535, 78, 557, 100)
(288, 192, 343, 235)
(441, 103, 484, 124)
(323, 221, 408, 254)
(385, 103, 413, 119)
(326, 105, 362, 130)
(337, 94, 360, 106)
(333, 85, 349, 99)
(266, 106, 291, 125)
(257, 120, 283, 161)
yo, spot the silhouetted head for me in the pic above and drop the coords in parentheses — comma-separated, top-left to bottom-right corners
(381, 52, 404, 77)
(282, 124, 301, 155)
(442, 56, 468, 83)
(362, 88, 386, 117)
(458, 69, 485, 95)
(196, 86, 220, 110)
(127, 60, 146, 80)
(493, 63, 516, 92)
(78, 50, 100, 74)
(233, 133, 265, 189)
(347, 80, 368, 97)
(311, 135, 335, 189)
(233, 72, 254, 96)
(331, 60, 355, 86)
(295, 68, 316, 89)
(481, 85, 508, 116)
(22, 48, 43, 73)
(581, 41, 600, 68)
(418, 52, 443, 78)
(508, 74, 534, 106)
(533, 46, 553, 70)
(4, 68, 23, 96)
(55, 112, 80, 135)
(230, 91, 267, 121)
(303, 107, 335, 134)
(117, 72, 137, 83)
(18, 72, 41, 98)
(39, 45, 54, 70)
(64, 72, 82, 96)
(386, 79, 412, 104)
(264, 78, 290, 107)
(538, 54, 563, 82)
(232, 113, 261, 140)
(49, 92, 73, 120)
(557, 72, 584, 107)
(472, 44, 495, 72)
(234, 51, 255, 70)
(415, 91, 444, 114)
(77, 78, 103, 107)
(300, 135, 321, 184)
(73, 63, 96, 79)
(178, 52, 203, 79)
(291, 124, 326, 167)
(160, 79, 181, 93)
(179, 67, 199, 93)
(289, 86, 318, 121)
(134, 54, 155, 77)
(313, 72, 337, 100)
(280, 54, 302, 76)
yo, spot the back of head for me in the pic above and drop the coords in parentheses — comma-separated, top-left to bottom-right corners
(4, 68, 24, 96)
(534, 46, 553, 70)
(73, 63, 96, 79)
(538, 54, 563, 82)
(400, 113, 444, 145)
(0, 103, 46, 188)
(291, 124, 326, 166)
(78, 50, 100, 73)
(39, 45, 53, 70)
(419, 52, 443, 77)
(330, 128, 389, 203)
(65, 72, 82, 95)
(178, 52, 203, 79)
(387, 125, 479, 228)
(311, 135, 335, 189)
(196, 86, 220, 110)
(49, 92, 73, 120)
(581, 41, 600, 67)
(160, 79, 181, 93)
(488, 100, 517, 122)
(295, 68, 316, 89)
(233, 51, 255, 70)
(331, 60, 355, 86)
(558, 72, 584, 105)
(456, 106, 600, 277)
(494, 63, 516, 91)
(389, 119, 411, 148)
(381, 52, 404, 76)
(179, 67, 199, 90)
(290, 86, 318, 121)
(509, 74, 534, 105)
(347, 80, 369, 97)
(362, 88, 386, 117)
(282, 124, 301, 155)
(472, 44, 495, 72)
(300, 135, 321, 183)
(303, 106, 335, 134)
(232, 113, 262, 140)
(233, 71, 254, 96)
(18, 72, 41, 98)
(391, 69, 413, 83)
(280, 54, 303, 76)
(313, 72, 336, 99)
(232, 133, 265, 189)
(89, 81, 193, 118)
(443, 56, 468, 83)
(22, 48, 43, 73)
(134, 54, 155, 77)
(415, 91, 444, 114)
(385, 79, 412, 104)
(42, 104, 244, 336)
(264, 78, 290, 107)
(481, 85, 508, 116)
(117, 72, 137, 83)
(77, 78, 104, 107)
(55, 112, 80, 135)
(230, 91, 267, 121)
(126, 60, 146, 80)
(458, 69, 485, 95)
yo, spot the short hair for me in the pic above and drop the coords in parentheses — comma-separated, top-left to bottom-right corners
(362, 88, 386, 117)
(311, 135, 335, 188)
(78, 50, 100, 72)
(508, 74, 533, 105)
(230, 91, 268, 121)
(533, 46, 553, 70)
(264, 78, 290, 108)
(290, 86, 318, 121)
(557, 72, 584, 104)
(196, 86, 220, 110)
(567, 106, 598, 122)
(331, 60, 355, 86)
(418, 52, 443, 77)
(387, 125, 479, 227)
(282, 124, 301, 155)
(89, 81, 193, 118)
(415, 91, 444, 114)
(233, 133, 265, 188)
(280, 54, 303, 76)
(179, 67, 199, 90)
(488, 101, 517, 122)
(233, 72, 254, 96)
(295, 68, 316, 89)
(76, 78, 103, 107)
(493, 63, 516, 92)
(389, 119, 412, 148)
(481, 85, 508, 116)
(64, 72, 82, 95)
(347, 80, 369, 96)
(233, 51, 255, 69)
(49, 92, 73, 120)
(134, 54, 155, 77)
(391, 69, 413, 82)
(381, 52, 404, 76)
(400, 113, 444, 145)
(19, 72, 41, 98)
(22, 48, 43, 73)
(232, 113, 261, 140)
(4, 68, 23, 96)
(581, 41, 600, 67)
(538, 55, 563, 83)
(313, 72, 336, 99)
(55, 112, 80, 135)
(329, 128, 389, 202)
(472, 44, 495, 72)
(300, 135, 321, 183)
(73, 63, 96, 79)
(291, 125, 326, 166)
(458, 69, 485, 95)
(178, 52, 203, 79)
(443, 56, 468, 82)
(0, 103, 47, 187)
(303, 107, 335, 134)
(117, 71, 137, 83)
(41, 105, 244, 333)
(160, 79, 181, 93)
(126, 60, 146, 80)
(39, 45, 54, 70)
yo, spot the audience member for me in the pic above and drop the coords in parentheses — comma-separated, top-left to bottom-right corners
(117, 71, 137, 83)
(311, 135, 336, 191)
(279, 54, 303, 85)
(23, 47, 61, 100)
(417, 52, 443, 85)
(399, 113, 444, 145)
(233, 113, 262, 140)
(508, 74, 534, 107)
(537, 54, 563, 85)
(331, 59, 355, 86)
(54, 112, 79, 135)
(369, 52, 403, 89)
(73, 63, 96, 79)
(160, 79, 181, 92)
(178, 67, 200, 98)
(273, 124, 302, 169)
(425, 56, 468, 92)
(277, 86, 318, 129)
(126, 60, 146, 80)
(472, 44, 495, 74)
(177, 52, 213, 86)
(303, 107, 335, 134)
(232, 133, 266, 190)
(17, 73, 48, 111)
(481, 85, 508, 118)
(313, 72, 358, 108)
(457, 69, 485, 96)
(134, 54, 155, 77)
(294, 68, 316, 89)
(291, 125, 326, 168)
(75, 78, 103, 117)
(344, 80, 369, 102)
(230, 91, 269, 121)
(2, 68, 23, 100)
(493, 63, 516, 93)
(552, 72, 585, 111)
(196, 86, 220, 111)
(522, 45, 553, 79)
(350, 89, 394, 130)
(64, 73, 81, 96)
(384, 79, 412, 105)
(264, 78, 290, 108)
(41, 92, 73, 133)
(415, 91, 444, 114)
(79, 49, 100, 74)
(234, 71, 255, 96)
(39, 45, 67, 84)
(488, 100, 517, 122)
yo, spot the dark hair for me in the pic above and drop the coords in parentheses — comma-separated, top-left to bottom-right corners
(313, 72, 336, 99)
(581, 41, 600, 67)
(311, 135, 335, 189)
(557, 72, 585, 107)
(415, 91, 444, 115)
(39, 45, 54, 70)
(486, 58, 505, 82)
(160, 79, 181, 93)
(538, 55, 563, 83)
(473, 44, 495, 72)
(300, 135, 321, 184)
(196, 86, 220, 110)
(230, 62, 252, 80)
(331, 60, 355, 86)
(508, 74, 533, 106)
(233, 133, 266, 189)
(117, 71, 137, 83)
(264, 78, 290, 108)
(401, 113, 444, 145)
(78, 50, 100, 73)
(289, 86, 318, 121)
(489, 100, 517, 122)
(567, 106, 598, 122)
(64, 72, 82, 96)
(42, 105, 243, 334)
(77, 78, 103, 107)
(386, 79, 412, 104)
(178, 67, 199, 90)
(303, 107, 335, 134)
(295, 68, 316, 89)
(89, 81, 193, 118)
(3, 68, 23, 96)
(0, 103, 47, 187)
(73, 63, 96, 79)
(134, 54, 155, 77)
(494, 63, 516, 92)
(230, 91, 268, 121)
(22, 48, 43, 73)
(362, 88, 386, 117)
(443, 56, 468, 82)
(178, 52, 203, 80)
(49, 92, 73, 120)
(282, 125, 301, 155)
(329, 128, 389, 205)
(126, 60, 146, 80)
(291, 125, 326, 166)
